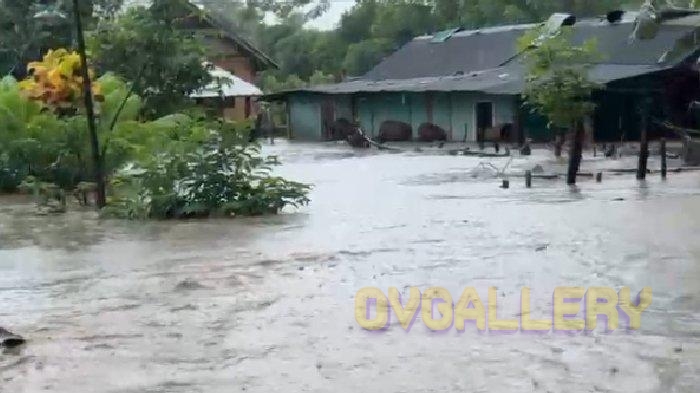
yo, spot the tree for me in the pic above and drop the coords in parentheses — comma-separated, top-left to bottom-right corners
(90, 0, 211, 118)
(0, 1, 56, 76)
(91, 0, 124, 18)
(0, 0, 128, 76)
(520, 26, 600, 185)
(370, 2, 435, 46)
(343, 38, 392, 76)
(18, 49, 104, 110)
(308, 70, 334, 86)
(338, 1, 379, 44)
(273, 29, 324, 79)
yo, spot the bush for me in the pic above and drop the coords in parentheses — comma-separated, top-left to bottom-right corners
(1, 68, 311, 219)
(102, 116, 310, 219)
(0, 75, 88, 191)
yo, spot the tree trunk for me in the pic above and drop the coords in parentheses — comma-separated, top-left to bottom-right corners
(73, 0, 106, 208)
(637, 106, 649, 180)
(567, 121, 585, 185)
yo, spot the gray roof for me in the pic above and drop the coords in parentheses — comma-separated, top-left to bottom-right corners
(364, 24, 536, 80)
(364, 13, 700, 81)
(276, 63, 667, 97)
(266, 11, 700, 99)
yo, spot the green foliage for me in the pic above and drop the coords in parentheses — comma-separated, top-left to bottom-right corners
(0, 1, 68, 76)
(343, 39, 393, 76)
(0, 75, 86, 191)
(103, 117, 310, 219)
(0, 73, 143, 191)
(338, 1, 379, 44)
(259, 70, 334, 93)
(0, 72, 311, 219)
(260, 73, 305, 93)
(0, 0, 122, 76)
(371, 3, 435, 46)
(236, 0, 651, 82)
(520, 27, 600, 130)
(90, 1, 211, 119)
(308, 70, 335, 86)
(273, 30, 325, 80)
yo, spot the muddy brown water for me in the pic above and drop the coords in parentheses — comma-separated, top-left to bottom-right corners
(1, 142, 700, 392)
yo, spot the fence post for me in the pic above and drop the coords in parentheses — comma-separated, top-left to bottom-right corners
(660, 138, 667, 179)
(525, 170, 532, 188)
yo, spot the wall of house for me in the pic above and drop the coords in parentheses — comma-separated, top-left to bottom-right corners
(201, 35, 258, 83)
(289, 94, 321, 140)
(213, 56, 256, 84)
(221, 97, 252, 122)
(286, 91, 519, 141)
(334, 95, 353, 121)
(353, 91, 518, 141)
(409, 94, 428, 137)
(199, 35, 261, 121)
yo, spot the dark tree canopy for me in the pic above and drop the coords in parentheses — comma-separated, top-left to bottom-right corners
(243, 0, 653, 92)
(90, 0, 211, 118)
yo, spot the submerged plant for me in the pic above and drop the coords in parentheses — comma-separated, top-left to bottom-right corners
(102, 117, 310, 219)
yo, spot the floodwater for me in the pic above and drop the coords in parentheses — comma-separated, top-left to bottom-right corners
(1, 141, 700, 392)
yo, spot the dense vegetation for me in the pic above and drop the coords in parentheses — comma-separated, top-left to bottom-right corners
(1, 0, 695, 212)
(3, 0, 695, 90)
(0, 0, 310, 218)
(90, 3, 212, 119)
(203, 0, 675, 90)
(0, 68, 310, 217)
(519, 26, 599, 184)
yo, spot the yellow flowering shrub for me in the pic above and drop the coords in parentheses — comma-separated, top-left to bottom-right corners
(18, 49, 104, 110)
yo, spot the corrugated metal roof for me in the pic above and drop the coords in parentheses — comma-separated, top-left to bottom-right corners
(267, 63, 667, 98)
(364, 27, 532, 80)
(364, 16, 700, 81)
(264, 12, 699, 100)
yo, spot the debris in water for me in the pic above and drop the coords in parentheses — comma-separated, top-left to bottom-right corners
(174, 279, 208, 291)
(535, 244, 548, 252)
(674, 347, 682, 353)
(0, 327, 25, 348)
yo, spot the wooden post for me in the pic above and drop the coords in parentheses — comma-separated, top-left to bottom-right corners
(567, 120, 585, 185)
(525, 170, 532, 188)
(73, 0, 105, 208)
(660, 137, 667, 179)
(637, 97, 650, 181)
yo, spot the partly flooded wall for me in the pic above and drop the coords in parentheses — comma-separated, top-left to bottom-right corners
(287, 91, 518, 141)
(289, 94, 321, 140)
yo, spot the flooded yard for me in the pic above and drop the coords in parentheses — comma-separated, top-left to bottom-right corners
(2, 141, 700, 392)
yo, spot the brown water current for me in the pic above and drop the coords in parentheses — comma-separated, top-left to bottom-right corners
(1, 141, 699, 392)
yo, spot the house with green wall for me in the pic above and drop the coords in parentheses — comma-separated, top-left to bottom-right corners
(268, 10, 700, 143)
